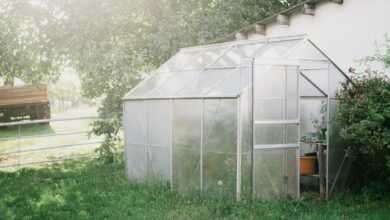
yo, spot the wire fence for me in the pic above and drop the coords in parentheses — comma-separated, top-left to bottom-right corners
(0, 116, 104, 169)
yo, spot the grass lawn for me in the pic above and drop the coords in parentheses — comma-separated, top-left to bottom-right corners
(0, 157, 389, 220)
(0, 107, 100, 167)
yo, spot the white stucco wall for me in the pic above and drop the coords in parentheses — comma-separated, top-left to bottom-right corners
(249, 0, 390, 72)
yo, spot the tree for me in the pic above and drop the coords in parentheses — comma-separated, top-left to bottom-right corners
(47, 0, 302, 161)
(0, 0, 63, 86)
(1, 0, 303, 161)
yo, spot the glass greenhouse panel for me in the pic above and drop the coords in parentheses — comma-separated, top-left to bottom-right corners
(203, 99, 237, 197)
(172, 100, 202, 192)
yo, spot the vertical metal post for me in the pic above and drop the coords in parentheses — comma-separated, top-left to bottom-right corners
(236, 97, 242, 201)
(318, 143, 326, 200)
(146, 101, 151, 178)
(283, 66, 288, 195)
(250, 58, 255, 197)
(200, 99, 204, 192)
(326, 63, 331, 200)
(170, 99, 174, 190)
(296, 66, 301, 199)
(17, 124, 21, 167)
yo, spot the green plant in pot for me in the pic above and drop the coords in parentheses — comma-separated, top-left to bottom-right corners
(311, 100, 328, 144)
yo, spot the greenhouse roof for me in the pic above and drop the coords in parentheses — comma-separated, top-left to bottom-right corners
(124, 34, 349, 100)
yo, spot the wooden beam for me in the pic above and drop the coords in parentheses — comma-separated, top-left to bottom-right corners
(303, 3, 315, 15)
(276, 14, 289, 25)
(331, 0, 343, 4)
(254, 24, 266, 35)
(235, 32, 247, 40)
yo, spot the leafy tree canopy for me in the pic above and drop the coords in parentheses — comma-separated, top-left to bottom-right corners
(0, 0, 303, 160)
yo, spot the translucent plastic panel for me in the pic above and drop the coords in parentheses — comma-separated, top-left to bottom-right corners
(254, 149, 298, 199)
(240, 89, 252, 153)
(126, 72, 173, 98)
(300, 69, 329, 96)
(286, 149, 298, 197)
(255, 125, 299, 145)
(173, 148, 200, 192)
(203, 99, 237, 154)
(125, 145, 147, 181)
(124, 101, 147, 144)
(152, 70, 200, 97)
(177, 68, 238, 97)
(254, 66, 284, 98)
(203, 153, 236, 197)
(254, 39, 302, 60)
(255, 99, 283, 120)
(172, 100, 202, 192)
(254, 149, 284, 199)
(286, 66, 299, 119)
(203, 99, 237, 197)
(254, 65, 298, 121)
(205, 68, 241, 97)
(287, 40, 326, 61)
(210, 47, 243, 68)
(237, 43, 266, 58)
(299, 75, 326, 97)
(239, 89, 253, 198)
(327, 99, 349, 196)
(159, 46, 230, 72)
(328, 64, 348, 98)
(147, 101, 171, 147)
(148, 146, 170, 181)
(255, 124, 283, 145)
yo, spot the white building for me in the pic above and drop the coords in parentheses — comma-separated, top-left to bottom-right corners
(230, 0, 390, 73)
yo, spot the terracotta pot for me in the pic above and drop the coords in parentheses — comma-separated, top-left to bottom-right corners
(300, 156, 317, 176)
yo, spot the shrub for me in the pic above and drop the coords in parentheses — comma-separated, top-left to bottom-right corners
(337, 71, 390, 190)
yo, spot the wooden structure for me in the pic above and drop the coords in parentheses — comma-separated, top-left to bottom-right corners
(0, 85, 50, 122)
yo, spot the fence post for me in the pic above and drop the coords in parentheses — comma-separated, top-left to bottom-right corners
(17, 124, 21, 167)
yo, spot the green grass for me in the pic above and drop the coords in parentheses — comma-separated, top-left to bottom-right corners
(0, 124, 54, 139)
(0, 157, 389, 220)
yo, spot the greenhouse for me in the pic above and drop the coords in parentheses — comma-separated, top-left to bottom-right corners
(123, 34, 352, 200)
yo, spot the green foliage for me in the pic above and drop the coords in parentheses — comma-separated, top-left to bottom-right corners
(0, 0, 63, 85)
(0, 0, 304, 161)
(337, 71, 390, 189)
(0, 157, 389, 220)
(49, 0, 303, 161)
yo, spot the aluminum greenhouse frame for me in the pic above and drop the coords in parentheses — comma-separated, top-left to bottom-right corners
(123, 34, 352, 200)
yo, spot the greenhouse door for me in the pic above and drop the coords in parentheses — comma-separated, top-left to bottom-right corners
(252, 65, 300, 199)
